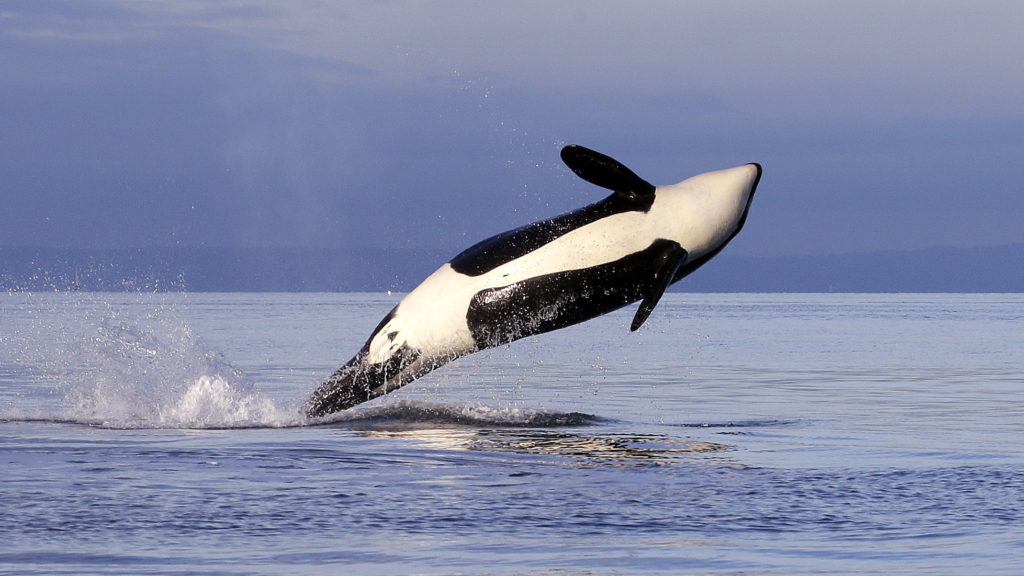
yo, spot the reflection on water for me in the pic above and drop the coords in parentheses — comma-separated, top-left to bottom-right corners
(469, 430, 732, 463)
(320, 399, 599, 429)
(358, 427, 733, 465)
(324, 400, 740, 465)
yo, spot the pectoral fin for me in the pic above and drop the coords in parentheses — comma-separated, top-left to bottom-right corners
(631, 241, 688, 331)
(561, 144, 655, 200)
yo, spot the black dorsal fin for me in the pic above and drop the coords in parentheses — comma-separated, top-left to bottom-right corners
(631, 241, 688, 332)
(561, 145, 655, 199)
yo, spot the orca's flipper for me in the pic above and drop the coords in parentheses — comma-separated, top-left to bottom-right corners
(561, 145, 656, 199)
(631, 240, 688, 332)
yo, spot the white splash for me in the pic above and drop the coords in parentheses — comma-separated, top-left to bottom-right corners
(155, 375, 299, 429)
(6, 293, 304, 429)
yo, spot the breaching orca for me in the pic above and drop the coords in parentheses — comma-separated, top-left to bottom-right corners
(307, 145, 761, 417)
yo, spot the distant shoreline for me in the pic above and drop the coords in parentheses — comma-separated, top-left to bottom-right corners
(2, 244, 1022, 293)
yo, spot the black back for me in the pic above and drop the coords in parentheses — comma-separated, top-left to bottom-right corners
(449, 145, 655, 277)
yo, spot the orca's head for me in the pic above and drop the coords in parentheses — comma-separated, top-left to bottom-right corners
(655, 163, 761, 257)
(691, 162, 761, 231)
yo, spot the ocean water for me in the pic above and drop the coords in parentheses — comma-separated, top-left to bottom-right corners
(1, 292, 1022, 575)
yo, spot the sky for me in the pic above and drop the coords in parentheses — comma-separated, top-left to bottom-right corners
(2, 1, 1022, 258)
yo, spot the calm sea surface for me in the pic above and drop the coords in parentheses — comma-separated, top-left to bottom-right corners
(2, 292, 1022, 575)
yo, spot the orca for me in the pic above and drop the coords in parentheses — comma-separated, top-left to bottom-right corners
(307, 145, 761, 418)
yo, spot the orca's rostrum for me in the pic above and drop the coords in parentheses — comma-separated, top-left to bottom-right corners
(307, 145, 761, 418)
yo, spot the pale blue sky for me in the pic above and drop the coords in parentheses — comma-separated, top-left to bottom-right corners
(2, 1, 1022, 258)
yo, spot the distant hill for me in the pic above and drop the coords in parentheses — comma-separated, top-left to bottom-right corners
(679, 244, 1024, 293)
(2, 244, 1021, 293)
